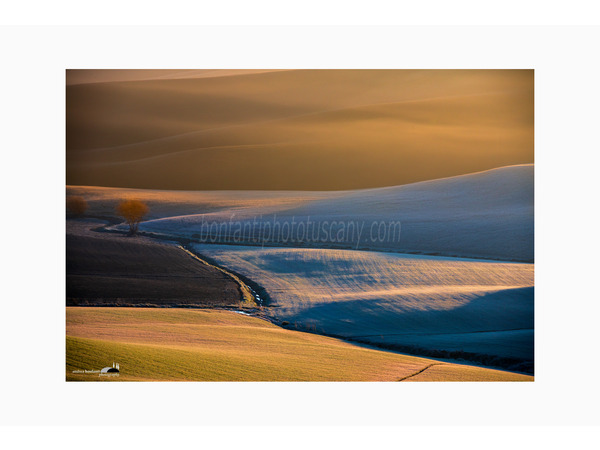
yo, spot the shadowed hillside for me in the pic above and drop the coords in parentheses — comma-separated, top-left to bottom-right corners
(191, 245, 534, 373)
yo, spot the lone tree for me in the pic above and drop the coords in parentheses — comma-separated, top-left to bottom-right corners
(116, 199, 149, 236)
(66, 196, 88, 216)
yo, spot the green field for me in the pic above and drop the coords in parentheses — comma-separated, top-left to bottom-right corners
(66, 308, 533, 381)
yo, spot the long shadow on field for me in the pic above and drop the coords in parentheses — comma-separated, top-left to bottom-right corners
(281, 286, 534, 373)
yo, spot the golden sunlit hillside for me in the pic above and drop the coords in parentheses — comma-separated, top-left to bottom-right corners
(66, 308, 532, 381)
(66, 69, 533, 190)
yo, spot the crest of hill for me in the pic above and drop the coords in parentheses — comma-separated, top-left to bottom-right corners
(128, 164, 534, 261)
(287, 164, 533, 218)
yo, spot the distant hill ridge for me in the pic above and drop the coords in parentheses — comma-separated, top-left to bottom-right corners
(67, 69, 533, 191)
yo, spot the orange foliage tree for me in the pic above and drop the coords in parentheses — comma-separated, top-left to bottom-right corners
(116, 199, 149, 236)
(66, 196, 88, 216)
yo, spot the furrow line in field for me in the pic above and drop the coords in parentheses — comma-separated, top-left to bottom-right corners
(397, 363, 444, 382)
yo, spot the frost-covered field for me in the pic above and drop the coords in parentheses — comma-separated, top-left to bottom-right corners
(191, 244, 534, 369)
(71, 164, 533, 262)
(68, 165, 534, 372)
(144, 165, 533, 261)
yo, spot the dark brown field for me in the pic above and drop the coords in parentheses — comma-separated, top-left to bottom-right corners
(66, 220, 241, 306)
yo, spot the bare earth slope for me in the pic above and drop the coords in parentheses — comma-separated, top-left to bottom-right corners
(67, 70, 533, 190)
(66, 220, 242, 306)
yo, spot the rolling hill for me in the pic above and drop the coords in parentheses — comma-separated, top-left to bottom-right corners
(66, 69, 533, 191)
(69, 164, 533, 261)
(66, 164, 534, 375)
(190, 244, 534, 372)
(66, 308, 533, 381)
